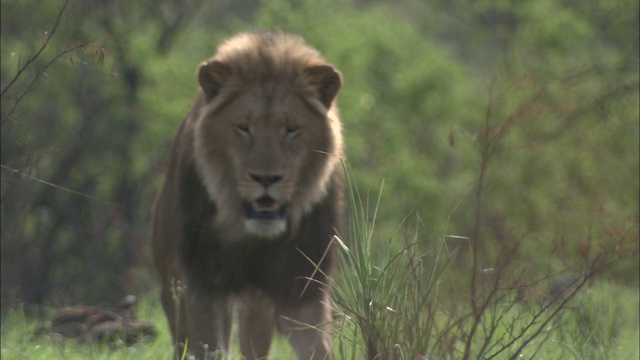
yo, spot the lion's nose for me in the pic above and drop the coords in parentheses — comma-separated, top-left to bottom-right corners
(250, 174, 283, 188)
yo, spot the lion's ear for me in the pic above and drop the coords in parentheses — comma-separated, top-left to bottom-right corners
(198, 60, 231, 100)
(304, 65, 342, 108)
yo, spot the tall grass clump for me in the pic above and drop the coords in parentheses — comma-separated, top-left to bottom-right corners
(332, 163, 459, 359)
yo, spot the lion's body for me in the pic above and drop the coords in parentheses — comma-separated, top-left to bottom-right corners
(151, 32, 343, 359)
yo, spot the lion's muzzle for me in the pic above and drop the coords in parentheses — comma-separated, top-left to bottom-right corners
(243, 196, 289, 220)
(243, 190, 289, 238)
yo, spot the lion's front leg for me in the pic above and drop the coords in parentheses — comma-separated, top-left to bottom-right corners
(278, 296, 333, 360)
(160, 284, 187, 357)
(237, 292, 276, 359)
(184, 291, 232, 359)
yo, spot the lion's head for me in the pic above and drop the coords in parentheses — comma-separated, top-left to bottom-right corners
(191, 32, 343, 239)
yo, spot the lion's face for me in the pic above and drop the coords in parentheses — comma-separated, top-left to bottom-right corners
(192, 44, 342, 239)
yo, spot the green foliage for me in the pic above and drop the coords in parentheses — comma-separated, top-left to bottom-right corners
(255, 0, 483, 237)
(1, 0, 638, 357)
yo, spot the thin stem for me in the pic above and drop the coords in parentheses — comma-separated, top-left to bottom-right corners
(1, 0, 70, 98)
(2, 44, 85, 125)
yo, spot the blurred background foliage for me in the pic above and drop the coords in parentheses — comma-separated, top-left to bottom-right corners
(1, 0, 638, 313)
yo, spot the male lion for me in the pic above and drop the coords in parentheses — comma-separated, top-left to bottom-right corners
(151, 32, 343, 360)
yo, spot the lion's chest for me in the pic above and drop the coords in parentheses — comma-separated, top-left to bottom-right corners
(179, 234, 330, 303)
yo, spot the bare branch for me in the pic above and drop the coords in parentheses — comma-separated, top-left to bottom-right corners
(0, 0, 70, 98)
(2, 43, 86, 125)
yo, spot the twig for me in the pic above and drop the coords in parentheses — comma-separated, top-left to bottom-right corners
(0, 0, 70, 98)
(2, 43, 87, 125)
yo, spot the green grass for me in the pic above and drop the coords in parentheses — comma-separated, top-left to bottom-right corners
(542, 281, 640, 360)
(1, 282, 637, 359)
(0, 294, 301, 360)
(1, 295, 170, 360)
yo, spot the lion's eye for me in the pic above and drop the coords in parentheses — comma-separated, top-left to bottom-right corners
(235, 124, 250, 135)
(285, 125, 300, 136)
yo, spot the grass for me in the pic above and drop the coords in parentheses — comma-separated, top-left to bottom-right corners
(546, 281, 639, 360)
(1, 281, 637, 359)
(0, 293, 299, 360)
(1, 295, 168, 360)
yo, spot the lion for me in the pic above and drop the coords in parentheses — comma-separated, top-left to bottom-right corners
(151, 32, 344, 360)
